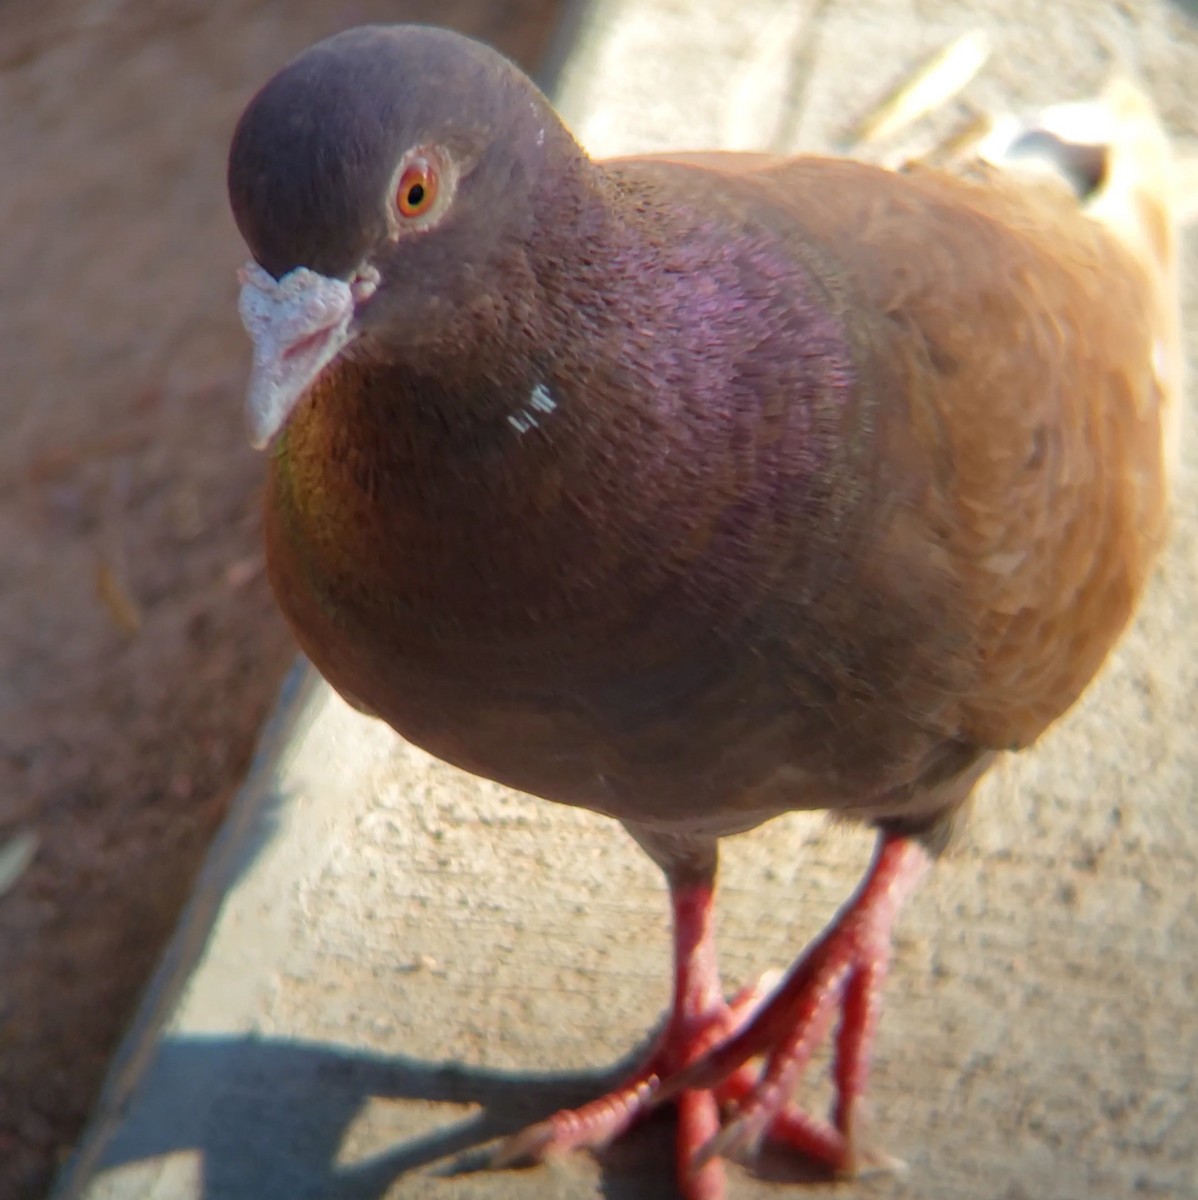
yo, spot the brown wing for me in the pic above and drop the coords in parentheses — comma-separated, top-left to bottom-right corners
(748, 154, 1171, 750)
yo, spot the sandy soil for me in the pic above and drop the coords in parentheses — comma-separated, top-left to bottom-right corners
(0, 4, 561, 1197)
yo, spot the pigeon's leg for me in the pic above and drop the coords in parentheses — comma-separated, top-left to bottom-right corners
(496, 832, 927, 1196)
(495, 858, 776, 1200)
(656, 831, 929, 1176)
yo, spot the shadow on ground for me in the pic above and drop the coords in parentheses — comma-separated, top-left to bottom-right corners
(73, 1031, 836, 1200)
(86, 1034, 671, 1200)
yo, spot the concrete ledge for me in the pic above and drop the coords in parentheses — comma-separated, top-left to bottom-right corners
(56, 1, 1198, 1198)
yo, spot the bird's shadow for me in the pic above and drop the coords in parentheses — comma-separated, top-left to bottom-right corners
(70, 1033, 671, 1200)
(64, 1033, 831, 1199)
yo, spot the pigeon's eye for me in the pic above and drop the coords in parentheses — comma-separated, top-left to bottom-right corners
(396, 160, 438, 218)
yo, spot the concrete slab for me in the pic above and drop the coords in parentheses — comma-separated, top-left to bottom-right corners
(55, 1, 1198, 1198)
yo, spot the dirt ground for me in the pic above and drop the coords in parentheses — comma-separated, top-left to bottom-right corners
(0, 4, 562, 1197)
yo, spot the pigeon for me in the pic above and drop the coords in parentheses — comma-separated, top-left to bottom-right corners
(227, 24, 1179, 1199)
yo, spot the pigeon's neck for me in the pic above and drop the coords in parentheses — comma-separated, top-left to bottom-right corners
(269, 158, 870, 655)
(278, 158, 674, 491)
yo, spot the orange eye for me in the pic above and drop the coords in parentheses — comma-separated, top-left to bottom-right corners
(396, 160, 438, 218)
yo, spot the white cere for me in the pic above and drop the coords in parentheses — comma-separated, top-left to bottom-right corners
(237, 262, 355, 349)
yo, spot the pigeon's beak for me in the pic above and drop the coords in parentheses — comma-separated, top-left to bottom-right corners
(236, 262, 379, 449)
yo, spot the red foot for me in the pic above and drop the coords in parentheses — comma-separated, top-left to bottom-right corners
(665, 833, 928, 1178)
(494, 833, 928, 1199)
(493, 885, 770, 1185)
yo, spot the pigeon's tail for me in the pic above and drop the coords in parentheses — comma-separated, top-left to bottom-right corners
(981, 82, 1183, 479)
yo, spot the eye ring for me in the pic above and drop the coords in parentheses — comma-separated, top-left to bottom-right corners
(395, 158, 439, 219)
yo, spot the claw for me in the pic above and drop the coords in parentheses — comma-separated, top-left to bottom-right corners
(494, 834, 927, 1196)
